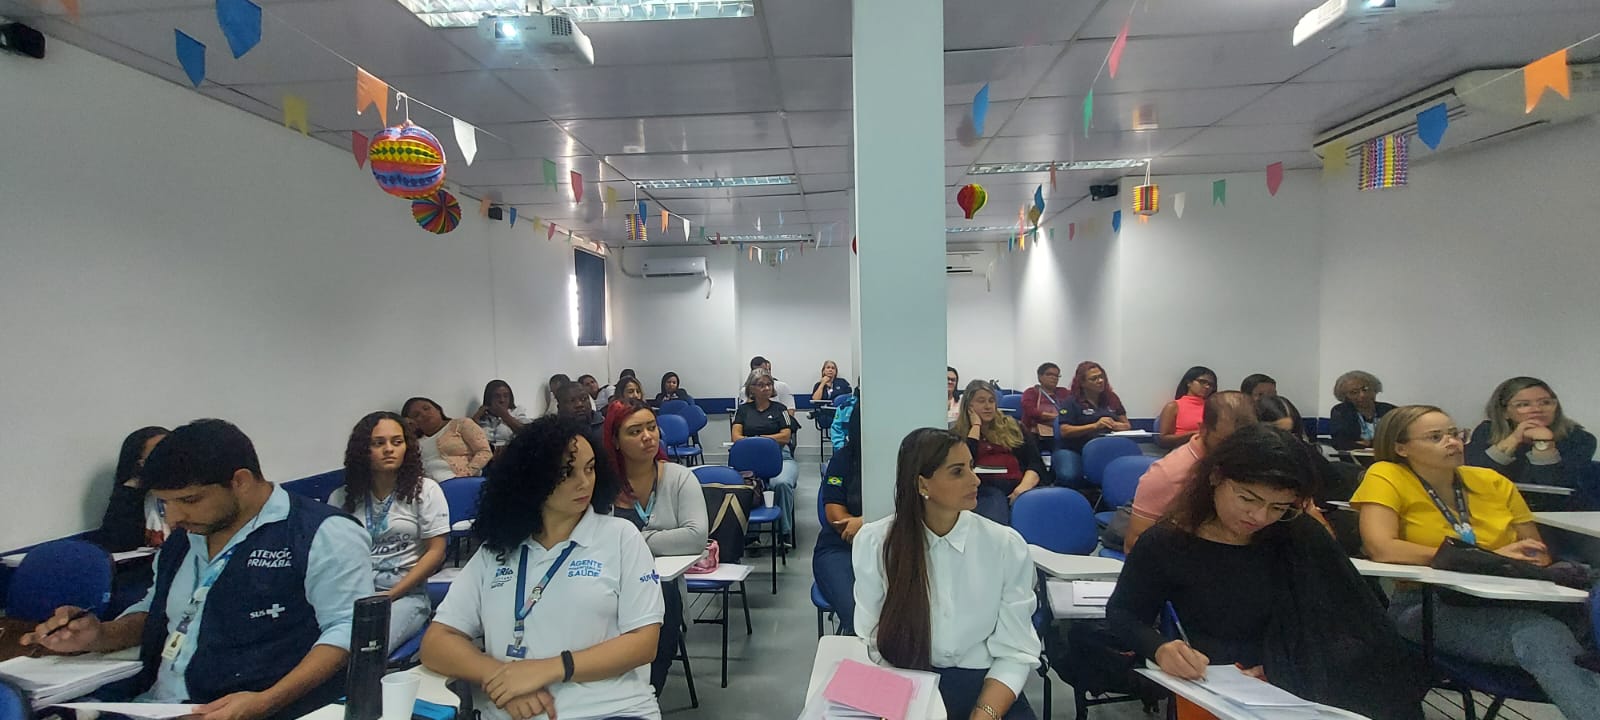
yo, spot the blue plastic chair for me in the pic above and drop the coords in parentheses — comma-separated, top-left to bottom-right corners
(658, 413, 702, 466)
(682, 404, 710, 446)
(438, 476, 486, 565)
(1011, 487, 1098, 555)
(659, 399, 690, 417)
(729, 438, 786, 593)
(0, 677, 27, 720)
(388, 622, 426, 667)
(1097, 454, 1155, 527)
(1082, 436, 1141, 488)
(812, 584, 835, 636)
(998, 393, 1024, 418)
(1430, 655, 1547, 720)
(282, 468, 345, 502)
(5, 540, 114, 622)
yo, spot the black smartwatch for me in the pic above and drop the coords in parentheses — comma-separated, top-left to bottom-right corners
(560, 650, 575, 683)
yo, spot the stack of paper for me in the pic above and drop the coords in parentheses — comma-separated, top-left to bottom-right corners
(0, 655, 144, 708)
(1070, 580, 1116, 607)
(1195, 665, 1315, 708)
(821, 659, 915, 720)
(59, 702, 198, 719)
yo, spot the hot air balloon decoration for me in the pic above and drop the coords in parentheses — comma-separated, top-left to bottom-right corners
(956, 184, 988, 219)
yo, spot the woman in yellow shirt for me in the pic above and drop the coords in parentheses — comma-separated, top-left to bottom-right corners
(1351, 405, 1600, 717)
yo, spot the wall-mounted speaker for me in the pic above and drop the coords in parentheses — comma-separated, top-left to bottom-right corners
(0, 23, 45, 59)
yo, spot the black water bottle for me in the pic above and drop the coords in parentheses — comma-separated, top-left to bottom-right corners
(345, 595, 392, 720)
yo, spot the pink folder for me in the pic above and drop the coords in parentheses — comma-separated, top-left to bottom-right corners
(822, 659, 916, 720)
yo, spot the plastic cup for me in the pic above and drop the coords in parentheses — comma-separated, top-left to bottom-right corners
(381, 673, 421, 720)
(763, 490, 776, 508)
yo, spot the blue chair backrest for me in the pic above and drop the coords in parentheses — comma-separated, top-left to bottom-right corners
(1082, 436, 1141, 486)
(0, 677, 27, 720)
(5, 539, 113, 622)
(998, 394, 1024, 412)
(693, 465, 743, 486)
(1011, 488, 1097, 555)
(283, 468, 345, 502)
(683, 405, 709, 434)
(657, 413, 691, 445)
(659, 399, 690, 417)
(730, 437, 783, 478)
(1102, 455, 1155, 508)
(438, 476, 486, 526)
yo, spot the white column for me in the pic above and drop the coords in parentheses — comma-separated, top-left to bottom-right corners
(852, 0, 946, 520)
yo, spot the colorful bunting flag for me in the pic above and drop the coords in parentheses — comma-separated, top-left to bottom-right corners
(683, 217, 690, 242)
(1323, 140, 1348, 175)
(352, 131, 369, 169)
(175, 30, 206, 88)
(603, 185, 618, 212)
(478, 197, 491, 218)
(1108, 19, 1130, 79)
(638, 200, 648, 222)
(281, 94, 308, 135)
(532, 216, 542, 232)
(1266, 162, 1284, 197)
(453, 118, 478, 166)
(548, 222, 557, 241)
(1049, 164, 1057, 190)
(1524, 48, 1570, 113)
(972, 83, 990, 137)
(1112, 210, 1122, 233)
(661, 209, 669, 233)
(756, 216, 762, 232)
(1359, 134, 1408, 191)
(1082, 90, 1093, 138)
(1416, 103, 1448, 150)
(570, 171, 583, 203)
(626, 214, 647, 242)
(1212, 179, 1226, 206)
(1068, 222, 1076, 241)
(1173, 192, 1186, 218)
(509, 208, 518, 227)
(59, 0, 80, 21)
(355, 67, 387, 125)
(542, 159, 558, 188)
(216, 0, 262, 59)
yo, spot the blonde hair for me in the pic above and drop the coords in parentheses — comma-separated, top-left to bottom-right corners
(1372, 404, 1445, 464)
(1484, 377, 1576, 443)
(953, 380, 1024, 449)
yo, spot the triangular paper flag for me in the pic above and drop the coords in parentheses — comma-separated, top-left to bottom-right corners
(570, 171, 584, 203)
(175, 30, 206, 88)
(972, 83, 990, 137)
(715, 232, 722, 245)
(1082, 90, 1093, 138)
(683, 217, 690, 241)
(1049, 228, 1055, 241)
(355, 67, 387, 125)
(1266, 162, 1284, 197)
(548, 223, 557, 241)
(532, 217, 542, 232)
(1112, 210, 1122, 233)
(282, 95, 308, 136)
(1068, 222, 1076, 241)
(216, 0, 262, 59)
(1049, 164, 1057, 190)
(566, 229, 572, 241)
(1416, 103, 1448, 150)
(1524, 48, 1570, 113)
(700, 226, 707, 242)
(1108, 19, 1130, 79)
(542, 159, 558, 188)
(756, 216, 762, 232)
(478, 197, 491, 218)
(453, 118, 478, 166)
(778, 210, 784, 226)
(661, 209, 669, 233)
(1212, 179, 1226, 206)
(509, 208, 518, 227)
(59, 0, 79, 20)
(603, 186, 618, 211)
(1323, 140, 1348, 174)
(638, 200, 648, 221)
(1032, 185, 1045, 213)
(1173, 191, 1186, 218)
(352, 131, 369, 169)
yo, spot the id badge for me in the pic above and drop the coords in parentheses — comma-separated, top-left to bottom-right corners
(505, 644, 527, 659)
(162, 631, 187, 660)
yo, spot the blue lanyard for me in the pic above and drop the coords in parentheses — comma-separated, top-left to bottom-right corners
(176, 545, 239, 634)
(508, 542, 578, 657)
(364, 493, 396, 541)
(633, 491, 657, 525)
(1419, 473, 1476, 546)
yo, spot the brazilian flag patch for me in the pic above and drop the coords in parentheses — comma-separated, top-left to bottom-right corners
(826, 476, 844, 486)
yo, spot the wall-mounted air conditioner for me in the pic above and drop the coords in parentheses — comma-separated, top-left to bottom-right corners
(640, 256, 708, 279)
(946, 249, 982, 276)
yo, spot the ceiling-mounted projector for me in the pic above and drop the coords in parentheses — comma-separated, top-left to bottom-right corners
(1293, 0, 1451, 47)
(477, 12, 594, 68)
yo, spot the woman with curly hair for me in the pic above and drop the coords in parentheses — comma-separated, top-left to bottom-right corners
(329, 411, 450, 648)
(422, 417, 663, 720)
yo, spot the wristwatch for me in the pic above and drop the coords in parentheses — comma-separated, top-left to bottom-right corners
(1533, 440, 1553, 452)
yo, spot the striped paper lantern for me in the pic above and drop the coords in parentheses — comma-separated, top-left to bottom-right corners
(411, 190, 461, 234)
(1359, 134, 1408, 191)
(369, 122, 447, 199)
(626, 213, 647, 242)
(1132, 183, 1159, 216)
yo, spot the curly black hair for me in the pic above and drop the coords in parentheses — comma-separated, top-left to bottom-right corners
(341, 411, 425, 511)
(475, 415, 617, 555)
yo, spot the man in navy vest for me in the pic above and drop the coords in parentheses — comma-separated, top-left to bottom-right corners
(24, 419, 374, 720)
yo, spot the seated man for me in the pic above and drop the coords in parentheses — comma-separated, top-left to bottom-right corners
(1123, 390, 1257, 553)
(24, 419, 373, 720)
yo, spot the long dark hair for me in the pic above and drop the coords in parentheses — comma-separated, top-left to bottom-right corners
(877, 428, 963, 672)
(1256, 396, 1308, 442)
(341, 411, 425, 511)
(401, 397, 449, 421)
(1166, 424, 1321, 534)
(483, 379, 516, 409)
(114, 426, 170, 491)
(1174, 366, 1217, 400)
(659, 372, 682, 396)
(1069, 361, 1124, 412)
(613, 376, 644, 405)
(475, 416, 618, 555)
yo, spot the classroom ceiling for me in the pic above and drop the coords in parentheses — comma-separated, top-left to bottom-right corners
(4, 0, 1598, 246)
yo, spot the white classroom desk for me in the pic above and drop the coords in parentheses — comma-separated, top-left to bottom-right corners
(1028, 545, 1123, 579)
(803, 636, 947, 720)
(1044, 579, 1109, 620)
(1133, 668, 1369, 720)
(1350, 558, 1588, 602)
(297, 667, 457, 720)
(1536, 512, 1600, 538)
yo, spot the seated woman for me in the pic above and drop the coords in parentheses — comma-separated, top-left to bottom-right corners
(474, 379, 532, 452)
(811, 360, 852, 403)
(1329, 370, 1395, 451)
(654, 372, 693, 405)
(1019, 363, 1071, 453)
(95, 426, 171, 552)
(328, 412, 449, 649)
(815, 401, 864, 635)
(946, 366, 961, 427)
(1157, 366, 1216, 449)
(403, 396, 493, 481)
(421, 416, 663, 720)
(602, 399, 708, 694)
(1467, 376, 1596, 493)
(609, 376, 646, 410)
(955, 380, 1046, 526)
(732, 371, 800, 542)
(1352, 405, 1600, 718)
(1240, 373, 1277, 402)
(1108, 425, 1427, 720)
(853, 427, 1041, 720)
(1056, 362, 1131, 483)
(1255, 395, 1307, 442)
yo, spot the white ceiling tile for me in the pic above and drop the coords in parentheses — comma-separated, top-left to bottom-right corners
(446, 156, 606, 188)
(787, 111, 852, 148)
(947, 101, 1018, 141)
(437, 16, 765, 70)
(1217, 81, 1396, 129)
(1164, 124, 1314, 157)
(978, 129, 1195, 165)
(1078, 0, 1312, 38)
(496, 60, 778, 119)
(944, 44, 1066, 104)
(763, 0, 851, 57)
(602, 149, 795, 180)
(794, 146, 852, 175)
(775, 57, 851, 112)
(1035, 34, 1339, 96)
(1009, 86, 1273, 136)
(1296, 11, 1600, 86)
(470, 121, 585, 160)
(804, 191, 853, 210)
(800, 173, 853, 193)
(944, 1, 1097, 51)
(562, 113, 789, 155)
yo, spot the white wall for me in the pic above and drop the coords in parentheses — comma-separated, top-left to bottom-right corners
(607, 245, 743, 399)
(1318, 117, 1600, 427)
(947, 245, 1016, 387)
(0, 42, 595, 548)
(736, 246, 855, 392)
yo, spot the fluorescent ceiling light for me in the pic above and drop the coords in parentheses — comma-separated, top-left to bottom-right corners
(545, 0, 754, 22)
(968, 159, 1148, 174)
(394, 0, 523, 28)
(719, 234, 813, 242)
(634, 175, 795, 190)
(946, 225, 1018, 233)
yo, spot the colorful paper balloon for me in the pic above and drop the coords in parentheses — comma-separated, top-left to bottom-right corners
(369, 122, 447, 199)
(956, 184, 988, 219)
(411, 190, 461, 234)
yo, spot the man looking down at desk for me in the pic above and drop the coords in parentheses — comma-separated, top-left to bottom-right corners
(23, 419, 374, 720)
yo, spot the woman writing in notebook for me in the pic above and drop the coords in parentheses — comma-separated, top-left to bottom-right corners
(853, 427, 1041, 720)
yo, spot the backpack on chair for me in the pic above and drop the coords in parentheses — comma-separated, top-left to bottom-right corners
(700, 478, 754, 565)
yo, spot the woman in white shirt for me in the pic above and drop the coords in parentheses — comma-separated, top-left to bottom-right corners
(603, 398, 709, 694)
(329, 411, 450, 648)
(853, 428, 1041, 720)
(422, 416, 663, 720)
(475, 379, 532, 452)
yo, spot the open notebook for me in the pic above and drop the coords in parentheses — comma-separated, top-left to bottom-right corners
(1139, 665, 1371, 719)
(0, 655, 144, 709)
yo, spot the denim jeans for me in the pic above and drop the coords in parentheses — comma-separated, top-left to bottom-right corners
(812, 543, 856, 635)
(934, 666, 1036, 720)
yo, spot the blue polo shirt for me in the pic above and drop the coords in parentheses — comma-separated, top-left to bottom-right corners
(1060, 400, 1126, 453)
(817, 452, 860, 552)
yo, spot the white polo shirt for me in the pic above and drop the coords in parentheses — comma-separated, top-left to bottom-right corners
(433, 508, 664, 720)
(328, 478, 451, 594)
